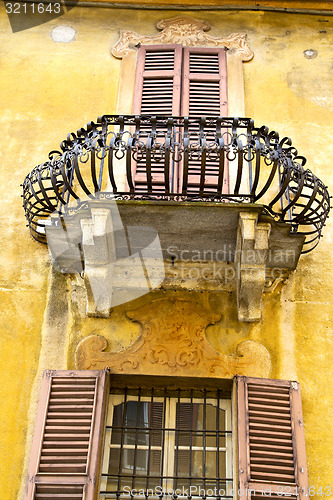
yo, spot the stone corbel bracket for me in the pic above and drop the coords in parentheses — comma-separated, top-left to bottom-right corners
(81, 208, 116, 317)
(235, 212, 271, 322)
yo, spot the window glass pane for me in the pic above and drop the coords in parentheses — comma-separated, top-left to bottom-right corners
(175, 402, 226, 447)
(205, 450, 226, 478)
(106, 399, 164, 495)
(125, 401, 149, 448)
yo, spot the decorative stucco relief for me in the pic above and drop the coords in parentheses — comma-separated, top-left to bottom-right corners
(76, 298, 271, 378)
(112, 16, 253, 61)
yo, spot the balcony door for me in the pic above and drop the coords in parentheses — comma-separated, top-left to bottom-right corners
(132, 44, 228, 196)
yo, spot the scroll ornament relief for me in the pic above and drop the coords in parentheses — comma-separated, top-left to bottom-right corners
(112, 16, 254, 61)
(76, 298, 271, 378)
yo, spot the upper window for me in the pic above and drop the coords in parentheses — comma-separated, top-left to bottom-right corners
(99, 387, 232, 500)
(133, 45, 228, 117)
(131, 44, 229, 195)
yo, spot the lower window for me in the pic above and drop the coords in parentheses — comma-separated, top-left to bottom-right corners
(24, 371, 309, 500)
(99, 386, 233, 500)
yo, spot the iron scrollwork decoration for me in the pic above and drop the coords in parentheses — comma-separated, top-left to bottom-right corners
(22, 115, 330, 253)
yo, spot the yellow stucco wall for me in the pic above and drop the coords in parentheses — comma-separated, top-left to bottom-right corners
(0, 5, 332, 499)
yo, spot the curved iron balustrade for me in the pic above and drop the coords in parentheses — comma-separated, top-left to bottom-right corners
(23, 115, 330, 253)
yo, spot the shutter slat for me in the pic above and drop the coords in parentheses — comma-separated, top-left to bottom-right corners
(41, 449, 89, 455)
(249, 428, 292, 437)
(43, 434, 91, 440)
(46, 419, 92, 424)
(44, 425, 92, 430)
(248, 409, 292, 419)
(250, 457, 295, 466)
(42, 441, 90, 448)
(249, 415, 291, 424)
(48, 405, 94, 410)
(24, 370, 109, 500)
(39, 456, 90, 462)
(248, 390, 290, 400)
(39, 464, 87, 471)
(237, 376, 309, 500)
(46, 414, 93, 419)
(249, 443, 294, 453)
(250, 449, 294, 458)
(250, 463, 295, 473)
(248, 403, 291, 412)
(35, 484, 84, 499)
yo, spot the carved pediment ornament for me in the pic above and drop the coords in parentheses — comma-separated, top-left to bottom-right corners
(112, 16, 253, 61)
(76, 298, 271, 378)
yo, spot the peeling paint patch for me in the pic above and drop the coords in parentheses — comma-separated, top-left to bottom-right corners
(287, 64, 333, 111)
(51, 26, 76, 43)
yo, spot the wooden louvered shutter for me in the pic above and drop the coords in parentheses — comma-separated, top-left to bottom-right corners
(132, 44, 182, 193)
(237, 376, 309, 500)
(180, 47, 228, 195)
(24, 370, 109, 500)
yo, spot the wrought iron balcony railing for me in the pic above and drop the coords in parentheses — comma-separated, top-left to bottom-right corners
(23, 115, 330, 252)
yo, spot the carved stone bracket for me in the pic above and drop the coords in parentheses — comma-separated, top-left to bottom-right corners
(112, 16, 253, 61)
(235, 212, 271, 322)
(76, 298, 271, 378)
(81, 208, 116, 317)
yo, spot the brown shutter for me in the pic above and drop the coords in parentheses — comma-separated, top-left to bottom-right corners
(180, 47, 228, 195)
(133, 44, 182, 116)
(237, 376, 309, 500)
(132, 44, 182, 193)
(24, 370, 109, 500)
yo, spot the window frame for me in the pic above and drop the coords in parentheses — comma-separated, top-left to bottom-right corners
(99, 377, 234, 500)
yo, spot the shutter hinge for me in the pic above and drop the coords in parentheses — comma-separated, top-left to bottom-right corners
(291, 381, 299, 390)
(300, 467, 304, 473)
(299, 418, 303, 427)
(239, 469, 244, 474)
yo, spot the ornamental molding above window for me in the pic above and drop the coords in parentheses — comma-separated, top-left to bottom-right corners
(75, 298, 271, 378)
(111, 16, 254, 61)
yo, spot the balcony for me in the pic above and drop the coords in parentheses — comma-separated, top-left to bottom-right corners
(22, 115, 330, 321)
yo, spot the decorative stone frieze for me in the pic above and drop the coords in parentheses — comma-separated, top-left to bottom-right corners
(112, 16, 253, 61)
(76, 298, 271, 378)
